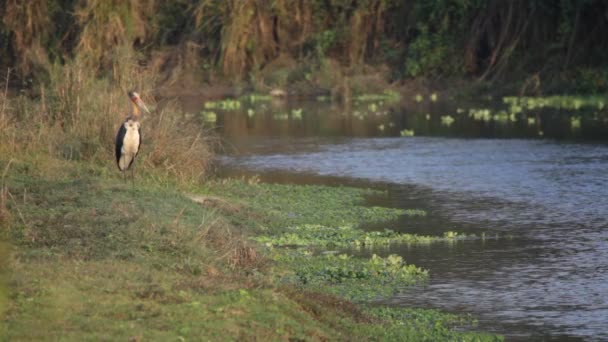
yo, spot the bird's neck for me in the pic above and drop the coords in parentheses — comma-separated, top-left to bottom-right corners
(131, 102, 140, 119)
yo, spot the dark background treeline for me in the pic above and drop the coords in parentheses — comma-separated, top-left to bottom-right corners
(1, 0, 608, 93)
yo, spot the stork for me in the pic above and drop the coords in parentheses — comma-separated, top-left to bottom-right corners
(115, 91, 150, 184)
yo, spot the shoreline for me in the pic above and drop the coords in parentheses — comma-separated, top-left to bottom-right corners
(0, 156, 502, 340)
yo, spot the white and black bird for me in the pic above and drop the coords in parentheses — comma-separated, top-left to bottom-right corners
(115, 91, 150, 183)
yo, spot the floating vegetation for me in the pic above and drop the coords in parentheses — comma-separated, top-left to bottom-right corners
(492, 111, 514, 123)
(316, 95, 331, 102)
(273, 112, 289, 120)
(440, 115, 455, 126)
(364, 307, 502, 341)
(430, 93, 438, 102)
(425, 113, 431, 120)
(369, 103, 378, 112)
(255, 224, 474, 249)
(242, 93, 272, 103)
(247, 108, 255, 117)
(571, 116, 581, 129)
(527, 117, 536, 125)
(400, 129, 415, 137)
(404, 209, 427, 216)
(502, 95, 608, 111)
(275, 251, 428, 301)
(291, 108, 303, 120)
(204, 98, 241, 110)
(469, 108, 492, 122)
(355, 90, 401, 103)
(378, 124, 385, 131)
(200, 111, 217, 122)
(414, 94, 423, 102)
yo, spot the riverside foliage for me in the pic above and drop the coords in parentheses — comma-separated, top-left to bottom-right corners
(1, 0, 607, 92)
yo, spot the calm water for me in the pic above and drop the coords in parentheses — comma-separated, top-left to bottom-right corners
(187, 96, 608, 340)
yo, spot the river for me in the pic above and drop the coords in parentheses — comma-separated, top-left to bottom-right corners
(184, 95, 608, 341)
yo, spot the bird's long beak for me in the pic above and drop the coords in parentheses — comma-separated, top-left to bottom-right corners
(136, 97, 151, 114)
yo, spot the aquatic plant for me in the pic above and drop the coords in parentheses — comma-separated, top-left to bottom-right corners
(204, 99, 241, 110)
(440, 115, 455, 126)
(469, 108, 492, 122)
(291, 108, 303, 120)
(242, 93, 272, 103)
(400, 129, 415, 137)
(200, 111, 217, 122)
(364, 307, 503, 341)
(527, 117, 536, 125)
(502, 95, 608, 112)
(355, 90, 400, 103)
(571, 116, 582, 129)
(275, 251, 428, 301)
(255, 223, 473, 249)
(273, 113, 289, 120)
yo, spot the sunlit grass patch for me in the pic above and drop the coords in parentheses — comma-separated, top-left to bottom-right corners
(205, 181, 407, 232)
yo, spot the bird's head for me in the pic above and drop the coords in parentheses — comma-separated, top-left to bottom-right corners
(128, 91, 151, 115)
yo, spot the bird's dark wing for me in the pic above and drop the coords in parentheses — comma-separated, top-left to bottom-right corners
(136, 126, 141, 157)
(115, 123, 126, 167)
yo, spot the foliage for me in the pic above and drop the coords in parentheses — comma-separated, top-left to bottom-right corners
(362, 307, 504, 342)
(204, 181, 408, 232)
(404, 25, 463, 77)
(1, 0, 607, 90)
(275, 251, 428, 302)
(255, 224, 471, 248)
(0, 54, 214, 185)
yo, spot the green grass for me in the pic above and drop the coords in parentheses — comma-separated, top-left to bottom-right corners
(274, 251, 428, 302)
(0, 159, 501, 341)
(203, 181, 407, 232)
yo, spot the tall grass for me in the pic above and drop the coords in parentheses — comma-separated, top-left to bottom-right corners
(0, 53, 214, 184)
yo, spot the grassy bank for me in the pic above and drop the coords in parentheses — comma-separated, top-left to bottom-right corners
(0, 154, 502, 340)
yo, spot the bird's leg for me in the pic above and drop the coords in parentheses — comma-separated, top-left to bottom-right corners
(123, 169, 126, 183)
(131, 167, 135, 188)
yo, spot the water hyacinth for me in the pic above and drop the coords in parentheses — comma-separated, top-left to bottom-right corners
(401, 129, 415, 137)
(204, 98, 241, 110)
(441, 115, 455, 126)
(254, 224, 470, 248)
(274, 250, 428, 301)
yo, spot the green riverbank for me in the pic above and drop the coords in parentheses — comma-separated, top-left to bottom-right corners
(0, 157, 502, 341)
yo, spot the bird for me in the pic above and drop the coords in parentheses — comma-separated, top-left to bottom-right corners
(115, 91, 150, 184)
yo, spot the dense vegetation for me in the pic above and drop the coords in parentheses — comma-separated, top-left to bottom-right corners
(2, 0, 608, 94)
(0, 1, 602, 339)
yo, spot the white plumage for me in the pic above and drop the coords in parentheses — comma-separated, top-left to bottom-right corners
(117, 119, 141, 171)
(115, 91, 150, 183)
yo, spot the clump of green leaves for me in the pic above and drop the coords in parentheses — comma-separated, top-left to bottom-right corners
(255, 224, 472, 248)
(208, 182, 408, 232)
(362, 307, 504, 342)
(276, 252, 427, 301)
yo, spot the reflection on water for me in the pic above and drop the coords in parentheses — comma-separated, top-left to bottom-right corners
(186, 96, 608, 340)
(180, 94, 608, 144)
